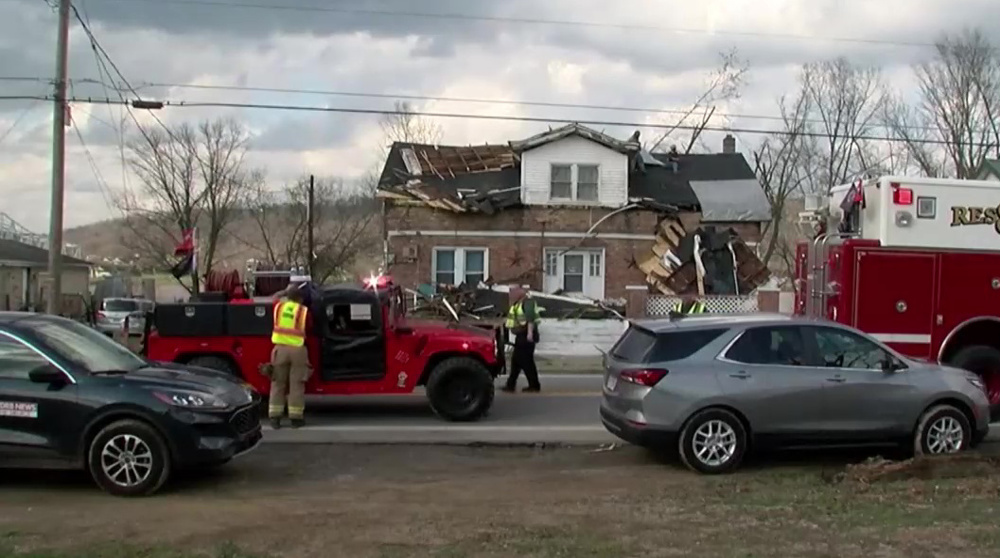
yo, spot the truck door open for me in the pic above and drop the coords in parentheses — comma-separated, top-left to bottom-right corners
(853, 250, 936, 360)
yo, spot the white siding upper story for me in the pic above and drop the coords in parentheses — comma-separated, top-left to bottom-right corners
(519, 135, 628, 207)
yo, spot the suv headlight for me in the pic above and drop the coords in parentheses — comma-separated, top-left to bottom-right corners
(153, 390, 228, 409)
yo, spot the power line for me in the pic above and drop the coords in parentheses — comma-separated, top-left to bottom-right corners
(0, 99, 41, 146)
(80, 0, 934, 48)
(68, 110, 115, 211)
(10, 93, 992, 149)
(0, 76, 946, 135)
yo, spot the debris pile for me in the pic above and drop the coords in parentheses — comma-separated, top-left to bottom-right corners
(407, 284, 624, 323)
(638, 218, 770, 296)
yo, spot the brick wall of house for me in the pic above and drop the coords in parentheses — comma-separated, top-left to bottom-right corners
(385, 204, 762, 299)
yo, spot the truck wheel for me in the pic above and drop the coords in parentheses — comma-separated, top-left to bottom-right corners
(948, 345, 1000, 408)
(87, 419, 172, 497)
(913, 404, 971, 456)
(426, 357, 494, 422)
(186, 355, 239, 377)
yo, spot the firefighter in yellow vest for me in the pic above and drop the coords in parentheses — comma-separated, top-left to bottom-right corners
(269, 286, 311, 429)
(502, 287, 543, 393)
(673, 293, 706, 315)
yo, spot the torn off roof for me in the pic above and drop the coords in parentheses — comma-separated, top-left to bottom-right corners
(509, 123, 640, 154)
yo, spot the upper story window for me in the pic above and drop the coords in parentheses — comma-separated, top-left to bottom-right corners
(550, 164, 600, 202)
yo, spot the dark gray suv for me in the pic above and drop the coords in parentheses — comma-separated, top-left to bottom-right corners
(600, 314, 991, 474)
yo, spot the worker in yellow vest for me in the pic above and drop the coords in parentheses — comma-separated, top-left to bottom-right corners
(673, 294, 706, 315)
(502, 287, 542, 393)
(269, 286, 311, 429)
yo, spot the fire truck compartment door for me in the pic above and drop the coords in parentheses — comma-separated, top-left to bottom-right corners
(853, 251, 936, 360)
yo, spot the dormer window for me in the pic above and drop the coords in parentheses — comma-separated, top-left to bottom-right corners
(549, 164, 600, 202)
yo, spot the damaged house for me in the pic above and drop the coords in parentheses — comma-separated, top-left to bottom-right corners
(376, 123, 771, 302)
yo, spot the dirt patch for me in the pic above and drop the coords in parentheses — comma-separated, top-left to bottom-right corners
(837, 453, 1000, 485)
(2, 445, 1000, 558)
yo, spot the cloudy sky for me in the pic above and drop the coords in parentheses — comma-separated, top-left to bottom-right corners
(1, 0, 999, 232)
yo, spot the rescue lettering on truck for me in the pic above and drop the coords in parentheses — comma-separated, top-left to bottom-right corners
(796, 176, 1000, 419)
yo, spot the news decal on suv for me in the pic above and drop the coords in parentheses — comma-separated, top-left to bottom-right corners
(0, 313, 262, 497)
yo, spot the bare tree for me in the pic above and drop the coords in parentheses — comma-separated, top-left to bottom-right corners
(118, 118, 256, 293)
(799, 58, 887, 193)
(647, 49, 749, 154)
(244, 177, 377, 283)
(753, 91, 814, 276)
(885, 28, 1000, 178)
(379, 100, 444, 149)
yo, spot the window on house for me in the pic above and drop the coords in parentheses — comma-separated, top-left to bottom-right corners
(550, 164, 572, 199)
(578, 165, 599, 201)
(563, 254, 585, 293)
(544, 251, 559, 276)
(432, 248, 489, 288)
(434, 249, 456, 286)
(589, 252, 602, 277)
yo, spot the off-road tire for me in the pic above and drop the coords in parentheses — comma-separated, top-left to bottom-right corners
(87, 419, 172, 497)
(913, 404, 972, 457)
(678, 408, 748, 475)
(426, 357, 495, 422)
(948, 345, 1000, 418)
(186, 355, 239, 377)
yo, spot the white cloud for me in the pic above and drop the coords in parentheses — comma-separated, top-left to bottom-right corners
(1, 0, 999, 233)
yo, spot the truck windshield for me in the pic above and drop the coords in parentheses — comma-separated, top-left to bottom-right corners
(26, 318, 146, 374)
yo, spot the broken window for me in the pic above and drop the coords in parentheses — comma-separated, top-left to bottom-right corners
(550, 164, 572, 199)
(578, 165, 599, 201)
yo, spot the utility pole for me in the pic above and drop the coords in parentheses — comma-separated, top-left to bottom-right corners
(307, 174, 315, 278)
(46, 0, 71, 315)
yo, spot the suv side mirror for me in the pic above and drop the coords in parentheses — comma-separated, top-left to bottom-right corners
(880, 356, 902, 373)
(29, 364, 67, 384)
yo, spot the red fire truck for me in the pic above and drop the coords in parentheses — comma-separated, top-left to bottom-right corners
(795, 175, 1000, 419)
(142, 275, 505, 422)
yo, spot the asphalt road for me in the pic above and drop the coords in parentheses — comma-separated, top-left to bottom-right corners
(264, 373, 1000, 446)
(268, 374, 609, 444)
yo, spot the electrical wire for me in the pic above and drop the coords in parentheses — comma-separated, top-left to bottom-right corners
(6, 93, 991, 149)
(0, 76, 949, 135)
(78, 0, 934, 48)
(0, 99, 41, 146)
(68, 110, 116, 211)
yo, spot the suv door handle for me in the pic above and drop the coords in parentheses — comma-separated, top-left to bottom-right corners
(729, 371, 751, 379)
(826, 375, 846, 383)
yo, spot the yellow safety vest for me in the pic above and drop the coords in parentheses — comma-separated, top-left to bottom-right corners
(272, 300, 308, 347)
(673, 300, 706, 314)
(505, 300, 543, 330)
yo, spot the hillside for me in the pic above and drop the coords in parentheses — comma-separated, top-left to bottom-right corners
(65, 210, 382, 278)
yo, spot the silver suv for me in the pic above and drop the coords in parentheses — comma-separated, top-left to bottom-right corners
(600, 314, 990, 474)
(95, 297, 154, 336)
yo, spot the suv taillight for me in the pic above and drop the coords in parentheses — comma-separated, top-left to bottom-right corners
(620, 368, 668, 387)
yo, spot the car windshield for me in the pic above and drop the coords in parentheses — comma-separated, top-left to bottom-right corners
(103, 299, 139, 312)
(26, 318, 146, 373)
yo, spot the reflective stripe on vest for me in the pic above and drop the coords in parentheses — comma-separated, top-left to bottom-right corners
(272, 300, 307, 347)
(673, 301, 706, 314)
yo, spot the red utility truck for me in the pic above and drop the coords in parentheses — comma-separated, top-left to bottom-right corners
(795, 176, 1000, 418)
(143, 277, 504, 422)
